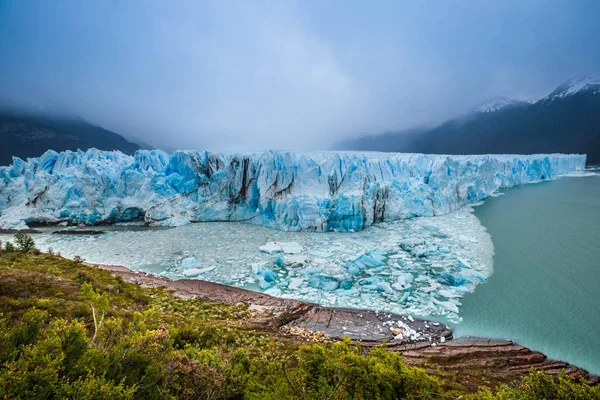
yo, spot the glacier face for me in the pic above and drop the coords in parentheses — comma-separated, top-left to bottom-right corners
(0, 149, 586, 231)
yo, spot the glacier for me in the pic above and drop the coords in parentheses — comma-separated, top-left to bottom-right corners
(0, 149, 586, 231)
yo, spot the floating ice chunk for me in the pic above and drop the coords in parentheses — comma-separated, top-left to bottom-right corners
(182, 265, 217, 277)
(438, 289, 460, 299)
(308, 275, 340, 291)
(433, 298, 460, 314)
(340, 279, 353, 290)
(280, 242, 303, 254)
(251, 262, 265, 274)
(259, 241, 303, 254)
(360, 293, 373, 302)
(288, 277, 305, 290)
(440, 273, 468, 287)
(251, 262, 277, 282)
(285, 254, 309, 266)
(344, 260, 363, 275)
(264, 287, 281, 296)
(259, 242, 282, 254)
(259, 278, 273, 289)
(361, 276, 393, 292)
(182, 268, 202, 277)
(180, 257, 197, 270)
(358, 253, 385, 267)
(345, 251, 387, 274)
(459, 268, 487, 282)
(392, 272, 414, 290)
(262, 270, 278, 282)
(297, 267, 322, 276)
(274, 256, 285, 268)
(456, 257, 472, 269)
(360, 276, 381, 288)
(376, 281, 395, 294)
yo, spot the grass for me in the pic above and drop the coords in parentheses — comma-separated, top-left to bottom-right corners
(0, 241, 598, 399)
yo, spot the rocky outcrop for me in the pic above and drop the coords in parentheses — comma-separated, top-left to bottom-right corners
(97, 264, 452, 344)
(396, 337, 599, 390)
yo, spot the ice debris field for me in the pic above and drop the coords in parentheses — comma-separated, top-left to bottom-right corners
(0, 149, 586, 231)
(0, 149, 586, 320)
(3, 205, 492, 321)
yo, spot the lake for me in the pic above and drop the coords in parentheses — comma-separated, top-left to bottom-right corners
(457, 171, 600, 375)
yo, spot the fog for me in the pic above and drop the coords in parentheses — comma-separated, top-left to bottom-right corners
(1, 0, 599, 151)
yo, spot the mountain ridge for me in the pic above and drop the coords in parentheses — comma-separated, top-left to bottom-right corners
(334, 75, 600, 163)
(0, 109, 142, 165)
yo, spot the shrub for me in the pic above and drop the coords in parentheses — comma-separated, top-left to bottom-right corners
(1, 252, 599, 400)
(4, 241, 15, 252)
(469, 369, 600, 399)
(289, 339, 440, 399)
(14, 233, 36, 253)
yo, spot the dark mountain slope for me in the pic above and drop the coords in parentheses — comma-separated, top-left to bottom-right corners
(333, 75, 600, 164)
(0, 111, 141, 165)
(411, 88, 600, 163)
(333, 128, 428, 153)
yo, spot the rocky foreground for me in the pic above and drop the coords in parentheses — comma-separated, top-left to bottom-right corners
(98, 264, 599, 389)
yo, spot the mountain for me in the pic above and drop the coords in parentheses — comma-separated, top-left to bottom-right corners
(333, 75, 600, 164)
(334, 128, 428, 153)
(472, 96, 531, 113)
(0, 109, 142, 165)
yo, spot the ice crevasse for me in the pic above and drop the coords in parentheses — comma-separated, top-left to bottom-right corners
(0, 149, 586, 231)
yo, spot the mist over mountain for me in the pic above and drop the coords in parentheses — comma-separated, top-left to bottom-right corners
(0, 108, 142, 165)
(334, 128, 429, 153)
(334, 75, 600, 164)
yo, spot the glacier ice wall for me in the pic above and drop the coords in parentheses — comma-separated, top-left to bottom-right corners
(0, 149, 586, 231)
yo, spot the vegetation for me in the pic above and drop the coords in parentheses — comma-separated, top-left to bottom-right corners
(0, 234, 598, 399)
(13, 233, 36, 253)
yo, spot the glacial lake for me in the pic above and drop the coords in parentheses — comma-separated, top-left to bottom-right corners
(456, 170, 600, 375)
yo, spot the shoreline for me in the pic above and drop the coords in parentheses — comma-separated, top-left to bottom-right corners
(93, 261, 599, 387)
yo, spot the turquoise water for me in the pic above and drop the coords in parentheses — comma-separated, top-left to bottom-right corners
(456, 173, 600, 375)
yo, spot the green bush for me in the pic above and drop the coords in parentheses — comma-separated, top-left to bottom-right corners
(0, 252, 598, 399)
(13, 233, 36, 253)
(470, 369, 600, 399)
(4, 241, 15, 252)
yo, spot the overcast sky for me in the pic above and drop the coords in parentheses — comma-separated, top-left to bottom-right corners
(1, 0, 599, 151)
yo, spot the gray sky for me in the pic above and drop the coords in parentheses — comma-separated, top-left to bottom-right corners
(1, 0, 599, 151)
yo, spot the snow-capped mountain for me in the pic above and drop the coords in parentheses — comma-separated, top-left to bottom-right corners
(474, 97, 530, 113)
(334, 74, 600, 163)
(542, 74, 600, 102)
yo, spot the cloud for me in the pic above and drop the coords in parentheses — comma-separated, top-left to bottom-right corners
(0, 0, 599, 151)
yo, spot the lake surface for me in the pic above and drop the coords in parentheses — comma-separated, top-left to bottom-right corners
(456, 171, 600, 375)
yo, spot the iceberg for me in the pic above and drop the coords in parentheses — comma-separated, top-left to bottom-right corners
(0, 149, 586, 231)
